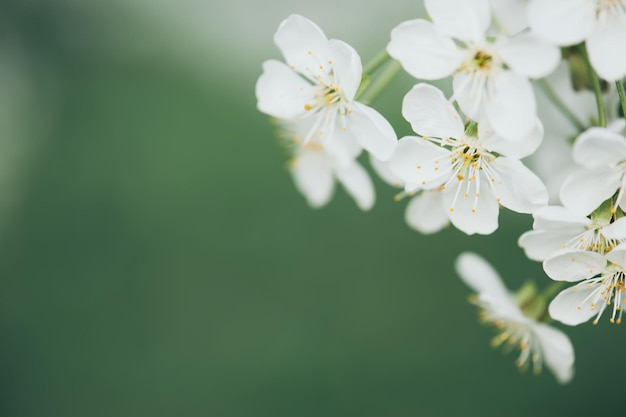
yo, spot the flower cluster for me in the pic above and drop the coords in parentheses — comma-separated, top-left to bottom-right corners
(256, 0, 626, 383)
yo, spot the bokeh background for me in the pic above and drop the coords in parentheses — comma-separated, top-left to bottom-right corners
(1, 1, 624, 416)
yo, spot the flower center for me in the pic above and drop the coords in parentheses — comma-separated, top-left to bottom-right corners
(304, 83, 344, 112)
(299, 74, 352, 143)
(460, 46, 500, 74)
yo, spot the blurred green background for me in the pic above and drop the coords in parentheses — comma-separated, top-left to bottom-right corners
(1, 1, 624, 416)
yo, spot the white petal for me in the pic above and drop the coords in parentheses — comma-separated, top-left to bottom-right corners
(604, 244, 626, 269)
(402, 84, 465, 139)
(256, 60, 314, 119)
(443, 178, 500, 235)
(518, 230, 581, 262)
(388, 136, 451, 186)
(336, 161, 375, 211)
(274, 14, 331, 78)
(572, 127, 626, 168)
(455, 252, 512, 300)
(404, 191, 449, 234)
(348, 102, 397, 161)
(291, 151, 335, 208)
(528, 0, 596, 46)
(489, 0, 530, 35)
(322, 125, 362, 165)
(479, 119, 543, 159)
(369, 155, 403, 188)
(484, 70, 536, 141)
(387, 19, 463, 80)
(490, 158, 548, 214)
(601, 217, 626, 241)
(452, 72, 485, 120)
(531, 206, 591, 231)
(549, 284, 602, 325)
(543, 249, 606, 282)
(560, 168, 621, 216)
(497, 32, 561, 78)
(328, 39, 362, 101)
(587, 15, 626, 81)
(425, 0, 490, 43)
(533, 323, 575, 384)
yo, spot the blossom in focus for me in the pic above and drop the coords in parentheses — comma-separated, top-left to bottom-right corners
(456, 252, 575, 383)
(544, 244, 626, 326)
(370, 156, 450, 234)
(560, 120, 626, 216)
(387, 84, 548, 235)
(387, 0, 560, 141)
(281, 120, 375, 211)
(519, 205, 626, 261)
(256, 14, 397, 160)
(529, 0, 626, 81)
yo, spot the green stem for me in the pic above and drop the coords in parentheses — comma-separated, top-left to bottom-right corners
(578, 43, 606, 127)
(616, 80, 626, 119)
(357, 60, 402, 105)
(536, 78, 586, 132)
(362, 50, 391, 77)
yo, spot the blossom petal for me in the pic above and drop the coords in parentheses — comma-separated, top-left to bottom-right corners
(387, 136, 451, 186)
(528, 0, 596, 46)
(518, 230, 582, 262)
(490, 158, 548, 213)
(323, 126, 362, 166)
(291, 151, 335, 208)
(424, 0, 490, 43)
(336, 161, 375, 211)
(387, 19, 463, 80)
(484, 70, 536, 141)
(601, 217, 626, 241)
(455, 252, 512, 300)
(549, 284, 602, 325)
(443, 178, 500, 235)
(370, 155, 403, 188)
(479, 119, 543, 159)
(587, 15, 626, 81)
(497, 32, 561, 78)
(402, 84, 465, 139)
(274, 14, 331, 78)
(328, 39, 362, 101)
(572, 127, 626, 168)
(348, 102, 397, 161)
(533, 323, 575, 384)
(543, 249, 606, 282)
(531, 206, 591, 231)
(404, 191, 449, 234)
(256, 60, 315, 119)
(560, 168, 621, 216)
(604, 244, 626, 270)
(489, 0, 530, 36)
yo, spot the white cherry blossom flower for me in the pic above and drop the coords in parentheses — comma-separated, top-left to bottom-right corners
(387, 84, 548, 235)
(529, 0, 626, 81)
(544, 244, 626, 325)
(560, 119, 626, 216)
(456, 252, 575, 383)
(281, 120, 375, 211)
(519, 206, 626, 261)
(256, 14, 397, 160)
(387, 0, 560, 141)
(370, 156, 450, 234)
